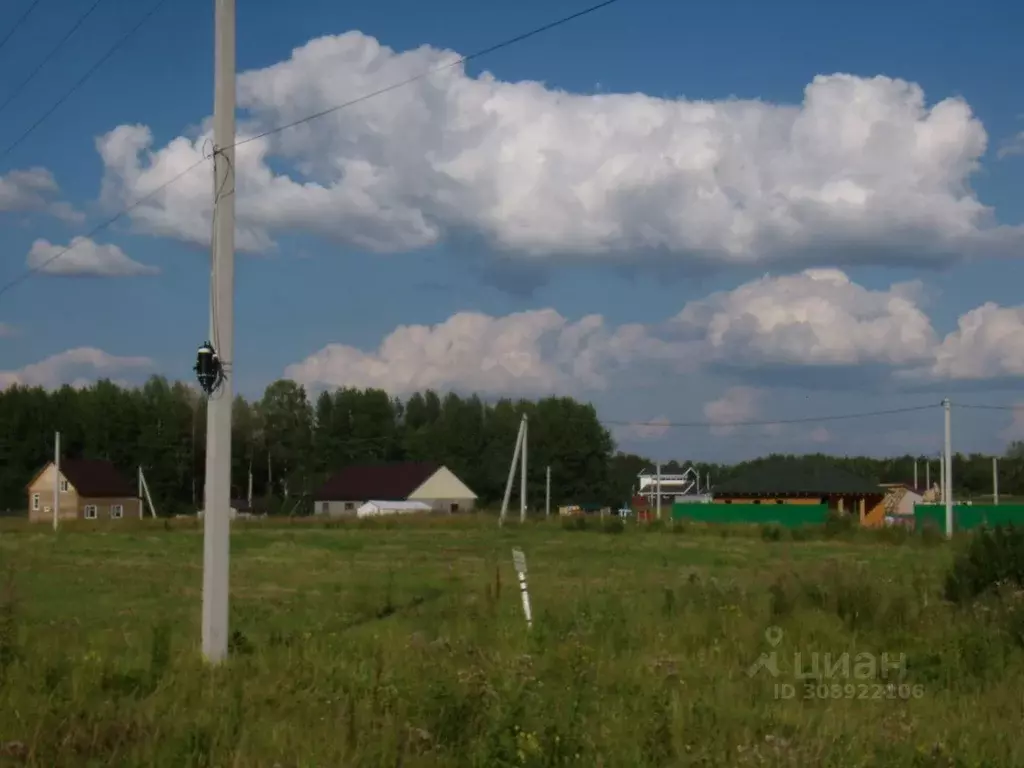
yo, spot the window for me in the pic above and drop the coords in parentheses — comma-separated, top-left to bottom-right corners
(449, 502, 459, 513)
(60, 479, 69, 493)
(31, 493, 39, 511)
(84, 505, 98, 520)
(110, 504, 123, 519)
(321, 502, 329, 514)
(344, 502, 355, 511)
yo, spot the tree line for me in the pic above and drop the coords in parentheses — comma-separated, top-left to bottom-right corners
(0, 376, 1021, 515)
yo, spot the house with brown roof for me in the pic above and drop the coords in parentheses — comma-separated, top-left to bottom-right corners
(27, 458, 140, 523)
(312, 462, 477, 517)
(712, 460, 888, 526)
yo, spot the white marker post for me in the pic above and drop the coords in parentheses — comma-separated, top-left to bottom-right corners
(511, 548, 532, 629)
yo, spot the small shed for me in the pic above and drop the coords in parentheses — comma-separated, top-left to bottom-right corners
(357, 500, 432, 518)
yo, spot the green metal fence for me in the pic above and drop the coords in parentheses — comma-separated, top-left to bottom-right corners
(913, 504, 1024, 534)
(671, 503, 829, 528)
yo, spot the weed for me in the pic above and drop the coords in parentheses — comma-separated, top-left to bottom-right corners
(945, 525, 1024, 603)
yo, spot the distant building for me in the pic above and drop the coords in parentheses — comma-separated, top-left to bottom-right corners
(26, 458, 140, 523)
(312, 462, 477, 517)
(879, 483, 924, 519)
(712, 461, 887, 526)
(357, 500, 432, 518)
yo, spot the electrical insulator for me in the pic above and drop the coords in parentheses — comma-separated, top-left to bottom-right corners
(194, 341, 222, 395)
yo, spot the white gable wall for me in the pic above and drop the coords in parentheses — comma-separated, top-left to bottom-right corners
(407, 466, 477, 512)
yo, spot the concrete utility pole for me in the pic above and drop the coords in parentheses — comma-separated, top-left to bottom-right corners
(655, 463, 662, 520)
(925, 461, 930, 493)
(913, 461, 918, 491)
(52, 431, 60, 532)
(545, 465, 551, 518)
(993, 457, 999, 506)
(499, 415, 525, 527)
(520, 415, 528, 523)
(939, 453, 945, 503)
(943, 399, 953, 539)
(202, 0, 236, 664)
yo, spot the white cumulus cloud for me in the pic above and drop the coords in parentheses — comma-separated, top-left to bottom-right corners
(285, 309, 677, 396)
(96, 31, 1017, 268)
(27, 236, 158, 277)
(674, 268, 936, 367)
(0, 167, 82, 221)
(0, 348, 154, 390)
(929, 303, 1024, 380)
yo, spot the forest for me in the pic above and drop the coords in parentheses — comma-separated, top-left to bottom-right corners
(0, 376, 1021, 515)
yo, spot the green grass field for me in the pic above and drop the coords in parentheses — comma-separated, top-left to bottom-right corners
(1, 516, 1023, 766)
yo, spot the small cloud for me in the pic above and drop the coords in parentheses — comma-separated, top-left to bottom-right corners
(0, 323, 16, 337)
(617, 416, 671, 441)
(27, 236, 159, 277)
(997, 131, 1024, 159)
(703, 387, 762, 437)
(809, 426, 831, 443)
(999, 402, 1024, 441)
(47, 201, 86, 224)
(0, 347, 153, 390)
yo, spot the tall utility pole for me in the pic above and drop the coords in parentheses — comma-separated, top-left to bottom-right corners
(943, 399, 952, 539)
(202, 0, 236, 664)
(499, 415, 525, 526)
(545, 465, 551, 518)
(993, 457, 999, 506)
(52, 431, 60, 532)
(655, 463, 662, 520)
(519, 415, 528, 523)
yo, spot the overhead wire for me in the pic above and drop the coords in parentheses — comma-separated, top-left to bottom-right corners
(233, 0, 625, 152)
(0, 0, 171, 164)
(600, 403, 941, 430)
(0, 0, 44, 57)
(0, 0, 626, 297)
(0, 0, 107, 119)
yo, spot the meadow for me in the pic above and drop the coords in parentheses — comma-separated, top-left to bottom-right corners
(1, 515, 1023, 767)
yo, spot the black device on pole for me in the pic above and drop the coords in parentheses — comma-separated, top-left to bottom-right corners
(194, 341, 222, 395)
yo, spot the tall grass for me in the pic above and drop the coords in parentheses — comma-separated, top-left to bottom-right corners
(0, 518, 1022, 765)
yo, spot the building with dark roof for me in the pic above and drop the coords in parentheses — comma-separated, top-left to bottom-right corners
(711, 460, 887, 525)
(26, 458, 140, 523)
(312, 462, 477, 517)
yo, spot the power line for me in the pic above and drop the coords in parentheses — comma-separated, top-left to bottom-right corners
(234, 0, 624, 152)
(0, 0, 170, 165)
(601, 404, 940, 430)
(955, 403, 1023, 412)
(0, 0, 107, 119)
(0, 0, 44, 57)
(0, 0, 625, 294)
(0, 160, 204, 299)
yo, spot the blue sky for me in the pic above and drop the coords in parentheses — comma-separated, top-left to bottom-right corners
(0, 0, 1022, 462)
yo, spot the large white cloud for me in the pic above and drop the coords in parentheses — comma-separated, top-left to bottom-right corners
(97, 31, 1017, 267)
(673, 268, 936, 366)
(0, 348, 154, 390)
(285, 309, 679, 396)
(27, 237, 158, 277)
(283, 268, 1024, 398)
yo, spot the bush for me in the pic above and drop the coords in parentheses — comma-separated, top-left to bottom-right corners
(759, 524, 786, 542)
(561, 515, 587, 532)
(601, 517, 625, 535)
(823, 511, 857, 539)
(944, 525, 1024, 604)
